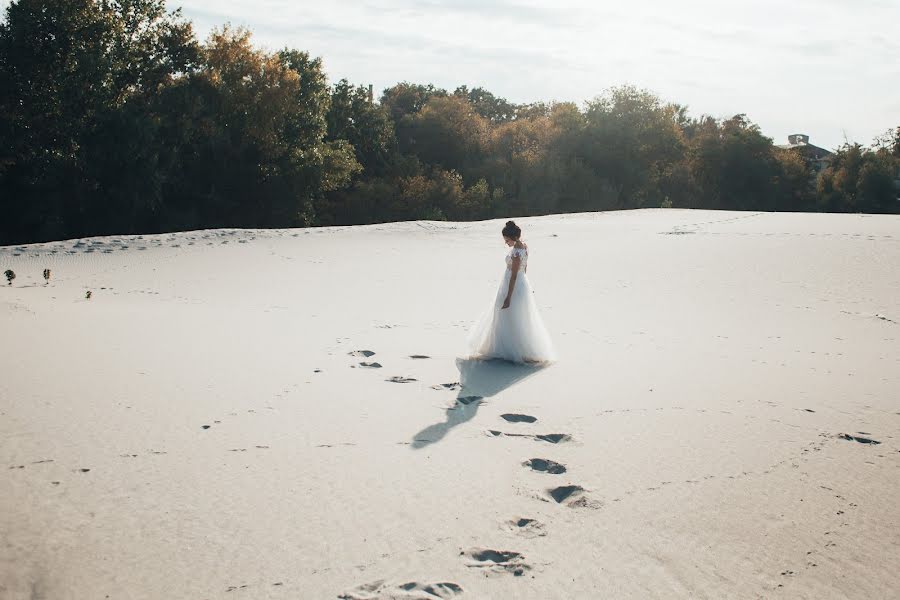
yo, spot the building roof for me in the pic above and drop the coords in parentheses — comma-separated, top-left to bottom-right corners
(776, 134, 833, 157)
(775, 141, 833, 157)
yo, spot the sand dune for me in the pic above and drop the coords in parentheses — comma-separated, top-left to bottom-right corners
(1, 209, 899, 599)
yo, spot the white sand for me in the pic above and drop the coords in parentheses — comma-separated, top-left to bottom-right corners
(1, 209, 899, 599)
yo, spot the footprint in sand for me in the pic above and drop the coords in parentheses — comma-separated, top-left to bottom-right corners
(488, 430, 572, 444)
(409, 355, 430, 359)
(501, 414, 537, 423)
(462, 548, 530, 577)
(431, 382, 460, 391)
(359, 362, 382, 369)
(349, 350, 375, 358)
(386, 376, 417, 383)
(339, 580, 463, 599)
(524, 458, 567, 474)
(502, 518, 547, 538)
(838, 433, 880, 445)
(8, 460, 46, 471)
(546, 485, 601, 509)
(548, 485, 583, 503)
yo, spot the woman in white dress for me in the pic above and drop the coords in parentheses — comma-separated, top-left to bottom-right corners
(466, 221, 557, 364)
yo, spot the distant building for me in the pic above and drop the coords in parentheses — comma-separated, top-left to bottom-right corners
(776, 134, 833, 173)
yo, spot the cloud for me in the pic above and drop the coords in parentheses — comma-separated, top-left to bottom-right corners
(388, 0, 578, 27)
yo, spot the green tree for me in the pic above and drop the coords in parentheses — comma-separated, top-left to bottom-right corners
(0, 0, 198, 242)
(685, 114, 782, 211)
(399, 95, 488, 174)
(816, 143, 864, 212)
(773, 147, 815, 211)
(392, 171, 457, 221)
(327, 79, 397, 177)
(380, 82, 447, 122)
(485, 114, 554, 212)
(818, 142, 898, 213)
(515, 102, 551, 121)
(580, 86, 685, 208)
(158, 27, 357, 229)
(453, 86, 517, 123)
(873, 126, 900, 157)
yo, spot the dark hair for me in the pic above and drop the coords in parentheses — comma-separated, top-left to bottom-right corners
(502, 220, 521, 240)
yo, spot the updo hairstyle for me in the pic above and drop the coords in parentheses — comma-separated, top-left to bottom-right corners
(502, 220, 522, 240)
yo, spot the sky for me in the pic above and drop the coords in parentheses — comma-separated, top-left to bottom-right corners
(4, 0, 899, 150)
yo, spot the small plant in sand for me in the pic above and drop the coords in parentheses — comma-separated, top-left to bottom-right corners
(85, 290, 92, 299)
(4, 269, 14, 285)
(43, 268, 51, 283)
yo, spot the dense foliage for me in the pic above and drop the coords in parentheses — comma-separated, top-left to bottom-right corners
(1, 0, 897, 244)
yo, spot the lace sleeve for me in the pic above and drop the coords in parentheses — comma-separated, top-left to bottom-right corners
(511, 247, 526, 259)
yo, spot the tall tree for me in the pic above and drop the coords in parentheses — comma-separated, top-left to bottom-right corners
(685, 114, 782, 211)
(818, 142, 898, 213)
(454, 86, 517, 123)
(580, 86, 685, 208)
(0, 0, 198, 242)
(327, 79, 397, 177)
(398, 95, 487, 174)
(162, 27, 358, 229)
(379, 82, 447, 123)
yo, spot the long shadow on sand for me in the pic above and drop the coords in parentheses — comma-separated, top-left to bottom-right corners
(410, 358, 546, 449)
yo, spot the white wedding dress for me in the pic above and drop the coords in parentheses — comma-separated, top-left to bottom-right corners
(466, 245, 557, 364)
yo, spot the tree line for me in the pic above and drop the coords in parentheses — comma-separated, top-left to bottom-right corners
(1, 0, 898, 245)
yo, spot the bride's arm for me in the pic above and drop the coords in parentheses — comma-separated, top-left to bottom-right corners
(502, 256, 521, 309)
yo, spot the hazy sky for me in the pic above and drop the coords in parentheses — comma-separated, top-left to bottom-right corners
(5, 0, 898, 149)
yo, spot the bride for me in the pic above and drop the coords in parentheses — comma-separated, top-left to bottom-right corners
(466, 221, 557, 364)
